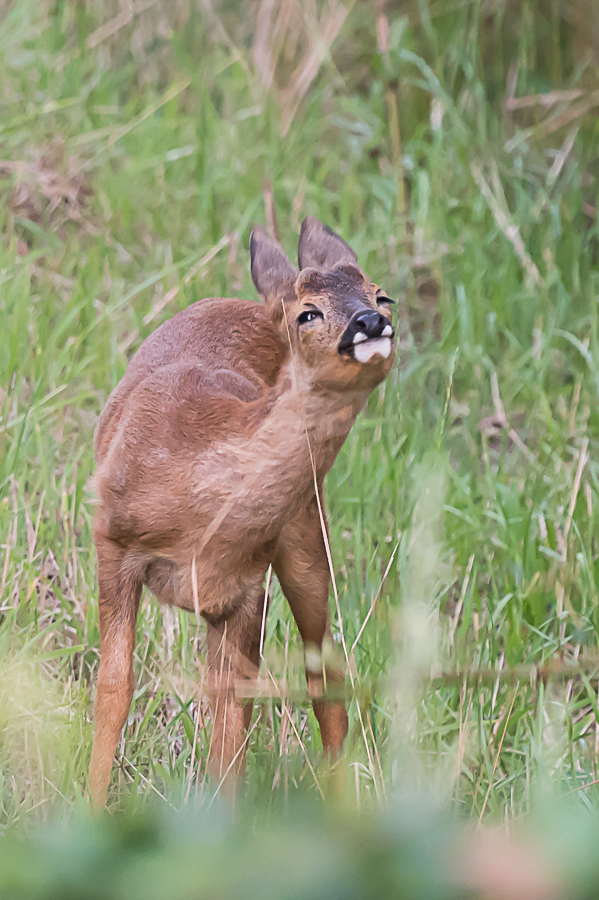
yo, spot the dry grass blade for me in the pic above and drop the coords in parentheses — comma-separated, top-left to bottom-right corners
(478, 685, 519, 822)
(185, 695, 202, 803)
(279, 1, 351, 136)
(259, 565, 272, 660)
(86, 0, 157, 49)
(534, 89, 599, 138)
(471, 163, 543, 288)
(183, 233, 233, 285)
(106, 78, 191, 150)
(191, 554, 201, 624)
(142, 285, 180, 326)
(449, 553, 474, 646)
(548, 124, 580, 184)
(252, 0, 295, 93)
(455, 685, 474, 792)
(262, 179, 280, 241)
(121, 755, 175, 806)
(562, 437, 589, 561)
(206, 720, 260, 809)
(366, 710, 385, 793)
(479, 371, 536, 464)
(199, 0, 252, 82)
(264, 669, 325, 800)
(350, 541, 399, 656)
(504, 89, 585, 112)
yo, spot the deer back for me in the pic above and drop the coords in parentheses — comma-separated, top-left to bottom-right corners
(95, 298, 288, 464)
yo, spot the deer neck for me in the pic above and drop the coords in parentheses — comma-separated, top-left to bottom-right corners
(188, 361, 367, 554)
(269, 359, 367, 475)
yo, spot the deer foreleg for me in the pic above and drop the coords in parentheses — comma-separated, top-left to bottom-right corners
(274, 500, 348, 755)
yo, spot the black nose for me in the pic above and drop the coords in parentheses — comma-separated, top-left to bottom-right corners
(353, 310, 387, 338)
(338, 309, 390, 353)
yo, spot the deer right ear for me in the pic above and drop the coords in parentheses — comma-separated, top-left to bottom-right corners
(250, 227, 298, 309)
(298, 216, 358, 270)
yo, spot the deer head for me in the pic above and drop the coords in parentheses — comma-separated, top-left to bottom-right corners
(250, 216, 395, 392)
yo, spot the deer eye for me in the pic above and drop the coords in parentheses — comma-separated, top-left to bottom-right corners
(297, 309, 323, 326)
(376, 293, 395, 308)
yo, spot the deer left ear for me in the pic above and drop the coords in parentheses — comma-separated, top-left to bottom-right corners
(250, 227, 298, 310)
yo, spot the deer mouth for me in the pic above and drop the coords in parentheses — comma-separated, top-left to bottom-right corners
(339, 324, 394, 363)
(352, 333, 393, 363)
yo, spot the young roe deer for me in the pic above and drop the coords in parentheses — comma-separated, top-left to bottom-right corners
(89, 217, 395, 806)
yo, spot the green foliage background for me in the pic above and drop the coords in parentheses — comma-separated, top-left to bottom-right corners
(1, 0, 599, 888)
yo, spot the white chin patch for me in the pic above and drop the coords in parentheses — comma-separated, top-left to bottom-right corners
(353, 337, 392, 364)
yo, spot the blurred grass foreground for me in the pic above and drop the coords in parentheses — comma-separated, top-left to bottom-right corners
(2, 0, 599, 895)
(2, 798, 599, 900)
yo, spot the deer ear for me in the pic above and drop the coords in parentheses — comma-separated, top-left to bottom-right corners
(298, 216, 358, 270)
(250, 227, 298, 307)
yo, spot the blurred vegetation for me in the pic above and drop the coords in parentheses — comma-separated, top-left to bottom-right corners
(2, 796, 599, 899)
(1, 1, 599, 887)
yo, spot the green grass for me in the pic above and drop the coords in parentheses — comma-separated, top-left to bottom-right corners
(1, 0, 599, 831)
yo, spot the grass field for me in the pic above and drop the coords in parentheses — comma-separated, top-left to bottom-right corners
(1, 0, 599, 845)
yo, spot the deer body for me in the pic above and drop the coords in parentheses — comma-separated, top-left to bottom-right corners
(89, 218, 394, 806)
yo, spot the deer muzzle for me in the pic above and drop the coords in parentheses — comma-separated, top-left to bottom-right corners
(338, 309, 394, 363)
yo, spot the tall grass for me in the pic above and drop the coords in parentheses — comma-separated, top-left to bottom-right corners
(0, 0, 599, 826)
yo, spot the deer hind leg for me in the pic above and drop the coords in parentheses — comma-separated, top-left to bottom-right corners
(274, 502, 348, 756)
(205, 585, 265, 795)
(89, 537, 141, 809)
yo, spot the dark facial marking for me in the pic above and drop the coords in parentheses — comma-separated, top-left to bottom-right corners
(297, 268, 370, 307)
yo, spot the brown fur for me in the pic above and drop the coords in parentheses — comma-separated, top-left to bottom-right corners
(89, 217, 394, 807)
